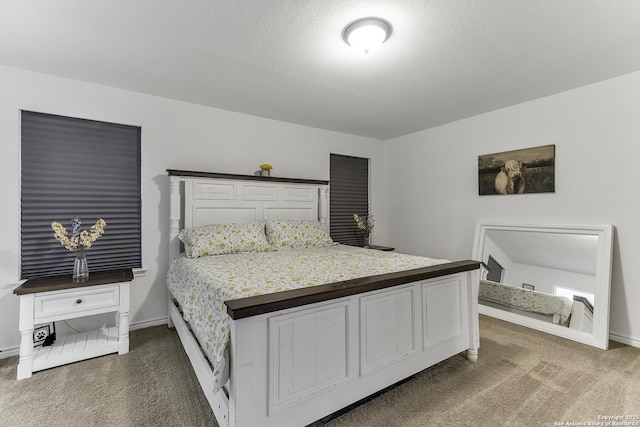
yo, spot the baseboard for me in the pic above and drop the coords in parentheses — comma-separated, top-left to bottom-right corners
(0, 347, 18, 359)
(129, 316, 169, 331)
(609, 331, 640, 348)
(0, 316, 170, 360)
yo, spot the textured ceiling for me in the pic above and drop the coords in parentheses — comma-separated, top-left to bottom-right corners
(1, 0, 640, 140)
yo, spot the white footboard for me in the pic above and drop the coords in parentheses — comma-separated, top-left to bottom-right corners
(226, 269, 479, 427)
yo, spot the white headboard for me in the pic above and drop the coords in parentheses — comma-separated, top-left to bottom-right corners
(168, 170, 329, 260)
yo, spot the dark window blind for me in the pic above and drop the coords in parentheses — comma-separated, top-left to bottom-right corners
(486, 255, 504, 283)
(21, 111, 142, 279)
(329, 154, 369, 246)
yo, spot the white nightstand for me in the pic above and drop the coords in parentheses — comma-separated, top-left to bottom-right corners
(13, 269, 133, 380)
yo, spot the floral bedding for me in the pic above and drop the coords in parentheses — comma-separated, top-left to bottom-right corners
(167, 244, 448, 390)
(479, 279, 573, 325)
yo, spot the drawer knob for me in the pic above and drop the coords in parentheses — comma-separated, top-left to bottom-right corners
(76, 299, 82, 304)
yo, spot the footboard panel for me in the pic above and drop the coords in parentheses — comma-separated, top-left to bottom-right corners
(360, 285, 417, 376)
(228, 269, 479, 427)
(268, 301, 350, 414)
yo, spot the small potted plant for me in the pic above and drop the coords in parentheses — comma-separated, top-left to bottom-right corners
(259, 163, 273, 177)
(353, 213, 374, 248)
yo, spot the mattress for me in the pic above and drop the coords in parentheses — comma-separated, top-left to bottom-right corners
(167, 244, 448, 390)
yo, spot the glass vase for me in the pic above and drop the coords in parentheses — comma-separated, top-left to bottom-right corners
(363, 234, 370, 248)
(73, 251, 89, 282)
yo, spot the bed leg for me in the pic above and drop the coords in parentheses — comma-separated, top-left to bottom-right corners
(466, 348, 478, 362)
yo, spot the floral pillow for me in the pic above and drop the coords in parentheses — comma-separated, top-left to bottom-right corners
(178, 221, 270, 258)
(265, 219, 334, 249)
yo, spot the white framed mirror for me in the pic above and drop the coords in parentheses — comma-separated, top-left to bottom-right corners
(472, 221, 614, 349)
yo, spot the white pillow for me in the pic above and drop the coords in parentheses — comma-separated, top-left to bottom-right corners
(178, 221, 270, 258)
(265, 219, 333, 249)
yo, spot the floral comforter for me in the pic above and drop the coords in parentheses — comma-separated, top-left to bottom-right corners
(167, 244, 448, 390)
(479, 279, 573, 325)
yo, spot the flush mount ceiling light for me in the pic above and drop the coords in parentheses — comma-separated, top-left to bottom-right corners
(342, 17, 392, 54)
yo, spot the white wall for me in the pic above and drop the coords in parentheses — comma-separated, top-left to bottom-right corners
(504, 263, 595, 297)
(0, 65, 385, 353)
(3, 63, 638, 352)
(384, 70, 640, 345)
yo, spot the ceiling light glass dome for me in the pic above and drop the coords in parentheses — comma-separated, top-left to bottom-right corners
(343, 18, 392, 54)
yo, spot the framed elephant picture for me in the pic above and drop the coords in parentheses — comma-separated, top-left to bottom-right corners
(478, 144, 555, 195)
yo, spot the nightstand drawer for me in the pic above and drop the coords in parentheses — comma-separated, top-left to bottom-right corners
(34, 285, 120, 321)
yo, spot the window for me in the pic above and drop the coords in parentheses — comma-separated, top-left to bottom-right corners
(485, 255, 504, 282)
(20, 111, 142, 279)
(329, 154, 369, 246)
(554, 285, 595, 307)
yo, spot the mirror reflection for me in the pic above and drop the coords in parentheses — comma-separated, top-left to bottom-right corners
(472, 222, 613, 349)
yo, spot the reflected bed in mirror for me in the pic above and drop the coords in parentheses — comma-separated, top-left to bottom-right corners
(472, 222, 613, 349)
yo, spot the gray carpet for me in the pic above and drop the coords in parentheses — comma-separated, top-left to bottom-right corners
(1, 316, 639, 427)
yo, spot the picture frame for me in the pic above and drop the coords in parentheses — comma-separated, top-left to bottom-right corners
(478, 144, 555, 195)
(522, 283, 535, 291)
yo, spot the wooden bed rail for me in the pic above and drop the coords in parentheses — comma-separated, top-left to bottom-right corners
(226, 260, 480, 319)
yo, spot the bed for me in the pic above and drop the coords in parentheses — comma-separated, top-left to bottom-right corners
(166, 170, 480, 427)
(479, 279, 593, 331)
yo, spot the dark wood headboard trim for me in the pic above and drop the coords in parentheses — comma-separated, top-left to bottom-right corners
(225, 260, 480, 320)
(167, 169, 329, 185)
